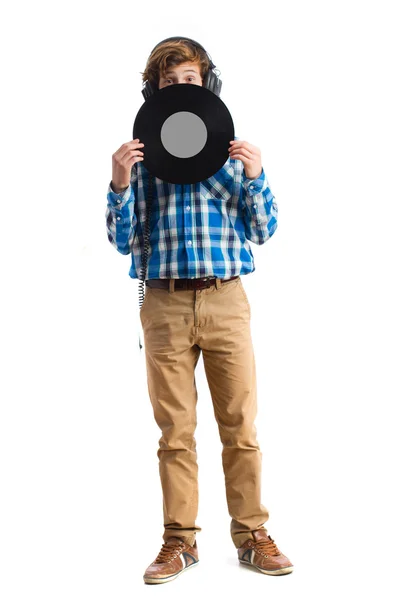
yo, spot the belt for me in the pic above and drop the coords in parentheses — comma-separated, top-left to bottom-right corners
(145, 276, 239, 291)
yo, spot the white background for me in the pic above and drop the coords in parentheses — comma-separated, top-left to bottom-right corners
(1, 0, 399, 598)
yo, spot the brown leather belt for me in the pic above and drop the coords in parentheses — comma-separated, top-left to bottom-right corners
(145, 275, 239, 291)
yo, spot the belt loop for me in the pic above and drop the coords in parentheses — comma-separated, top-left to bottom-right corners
(215, 277, 222, 289)
(169, 279, 175, 293)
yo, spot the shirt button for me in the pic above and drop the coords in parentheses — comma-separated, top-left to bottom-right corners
(249, 185, 254, 189)
(117, 199, 121, 203)
(186, 206, 191, 211)
(188, 240, 192, 246)
(117, 216, 121, 220)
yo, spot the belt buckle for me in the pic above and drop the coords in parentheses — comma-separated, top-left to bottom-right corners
(201, 277, 212, 289)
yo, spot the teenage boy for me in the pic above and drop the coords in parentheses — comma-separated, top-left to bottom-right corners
(106, 38, 293, 584)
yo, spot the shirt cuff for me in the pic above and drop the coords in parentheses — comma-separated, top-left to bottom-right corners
(242, 168, 267, 196)
(107, 181, 131, 208)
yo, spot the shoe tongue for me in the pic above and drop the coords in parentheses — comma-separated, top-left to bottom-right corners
(252, 529, 270, 542)
(165, 537, 183, 545)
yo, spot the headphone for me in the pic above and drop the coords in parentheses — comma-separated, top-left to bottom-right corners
(141, 36, 222, 100)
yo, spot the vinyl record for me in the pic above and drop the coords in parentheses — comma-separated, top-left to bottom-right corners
(132, 83, 234, 184)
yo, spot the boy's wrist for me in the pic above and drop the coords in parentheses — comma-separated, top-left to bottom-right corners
(111, 181, 128, 194)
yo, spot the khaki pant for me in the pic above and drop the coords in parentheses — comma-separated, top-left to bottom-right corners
(140, 276, 270, 548)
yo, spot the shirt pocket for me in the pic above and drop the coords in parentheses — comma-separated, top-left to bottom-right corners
(200, 178, 231, 202)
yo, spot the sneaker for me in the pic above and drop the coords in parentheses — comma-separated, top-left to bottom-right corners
(237, 529, 294, 575)
(143, 536, 199, 584)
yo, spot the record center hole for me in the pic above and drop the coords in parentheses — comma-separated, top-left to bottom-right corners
(160, 112, 207, 158)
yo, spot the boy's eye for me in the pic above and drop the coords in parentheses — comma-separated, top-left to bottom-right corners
(165, 77, 195, 83)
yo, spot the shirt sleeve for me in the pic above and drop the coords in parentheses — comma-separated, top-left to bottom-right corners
(105, 164, 139, 255)
(240, 166, 278, 245)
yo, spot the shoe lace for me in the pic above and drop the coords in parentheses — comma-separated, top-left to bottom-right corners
(153, 540, 186, 564)
(254, 535, 281, 557)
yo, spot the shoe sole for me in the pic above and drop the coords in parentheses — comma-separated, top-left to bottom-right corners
(143, 559, 199, 584)
(239, 558, 293, 575)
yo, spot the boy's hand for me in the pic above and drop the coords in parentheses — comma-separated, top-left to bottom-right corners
(111, 139, 145, 191)
(228, 139, 262, 180)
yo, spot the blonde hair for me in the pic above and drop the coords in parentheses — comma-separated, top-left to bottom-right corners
(140, 39, 212, 89)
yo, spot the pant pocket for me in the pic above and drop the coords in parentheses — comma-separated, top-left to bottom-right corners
(237, 279, 251, 318)
(140, 286, 152, 314)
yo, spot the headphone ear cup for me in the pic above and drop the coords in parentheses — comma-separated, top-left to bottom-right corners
(142, 79, 157, 101)
(203, 69, 222, 97)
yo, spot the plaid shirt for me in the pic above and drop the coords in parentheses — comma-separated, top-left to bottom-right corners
(105, 137, 278, 280)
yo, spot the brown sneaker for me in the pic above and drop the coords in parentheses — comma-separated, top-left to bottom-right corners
(237, 529, 294, 575)
(143, 537, 199, 584)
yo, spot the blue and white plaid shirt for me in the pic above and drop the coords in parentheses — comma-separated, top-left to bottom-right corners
(105, 137, 278, 280)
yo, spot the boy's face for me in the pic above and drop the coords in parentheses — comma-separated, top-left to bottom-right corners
(158, 61, 203, 89)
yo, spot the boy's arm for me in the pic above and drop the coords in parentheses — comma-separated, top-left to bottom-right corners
(240, 167, 278, 245)
(105, 176, 137, 255)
